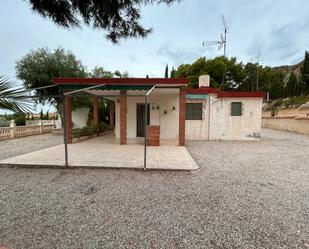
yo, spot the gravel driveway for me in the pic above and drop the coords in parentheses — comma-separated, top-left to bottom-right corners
(0, 129, 308, 249)
(0, 134, 63, 160)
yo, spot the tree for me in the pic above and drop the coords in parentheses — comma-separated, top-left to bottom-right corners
(164, 64, 169, 78)
(90, 66, 114, 78)
(170, 67, 176, 78)
(45, 111, 49, 120)
(26, 0, 179, 43)
(40, 110, 44, 120)
(16, 47, 87, 123)
(269, 71, 285, 99)
(286, 72, 298, 97)
(114, 70, 129, 78)
(301, 51, 309, 93)
(174, 57, 245, 89)
(0, 76, 32, 113)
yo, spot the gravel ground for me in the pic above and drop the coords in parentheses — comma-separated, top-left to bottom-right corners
(0, 134, 63, 160)
(0, 129, 308, 249)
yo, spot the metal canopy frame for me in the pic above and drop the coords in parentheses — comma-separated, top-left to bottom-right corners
(62, 84, 156, 170)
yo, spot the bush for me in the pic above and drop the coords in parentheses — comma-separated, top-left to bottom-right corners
(72, 123, 110, 138)
(280, 95, 309, 108)
(98, 122, 110, 133)
(0, 120, 10, 127)
(14, 114, 26, 126)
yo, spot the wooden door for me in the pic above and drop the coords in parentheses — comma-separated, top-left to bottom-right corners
(136, 104, 150, 137)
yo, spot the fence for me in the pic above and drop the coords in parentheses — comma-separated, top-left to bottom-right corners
(262, 116, 309, 136)
(0, 120, 55, 141)
(26, 120, 56, 126)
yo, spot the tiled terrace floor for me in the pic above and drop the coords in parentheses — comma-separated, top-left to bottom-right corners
(0, 134, 199, 171)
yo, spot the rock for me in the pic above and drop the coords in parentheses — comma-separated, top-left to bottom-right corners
(298, 102, 309, 110)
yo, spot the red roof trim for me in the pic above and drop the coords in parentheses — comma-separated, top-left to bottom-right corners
(185, 87, 265, 98)
(53, 77, 188, 85)
(217, 91, 265, 98)
(185, 87, 221, 94)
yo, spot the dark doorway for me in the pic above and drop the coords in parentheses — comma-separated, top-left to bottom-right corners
(136, 103, 150, 137)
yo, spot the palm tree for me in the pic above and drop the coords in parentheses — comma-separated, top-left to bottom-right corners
(0, 76, 32, 113)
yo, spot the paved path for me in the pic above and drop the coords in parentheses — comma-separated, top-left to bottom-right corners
(0, 129, 308, 248)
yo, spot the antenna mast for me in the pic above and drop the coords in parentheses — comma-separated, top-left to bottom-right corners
(202, 15, 228, 57)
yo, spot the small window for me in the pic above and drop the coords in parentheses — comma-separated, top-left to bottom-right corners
(186, 103, 202, 120)
(231, 102, 242, 116)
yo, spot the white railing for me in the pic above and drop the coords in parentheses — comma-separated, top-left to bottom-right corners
(26, 120, 56, 126)
(0, 127, 11, 140)
(0, 120, 55, 141)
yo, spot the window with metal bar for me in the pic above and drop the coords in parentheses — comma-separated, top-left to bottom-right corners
(186, 103, 203, 120)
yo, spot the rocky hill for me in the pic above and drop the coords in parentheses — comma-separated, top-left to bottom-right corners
(272, 60, 303, 81)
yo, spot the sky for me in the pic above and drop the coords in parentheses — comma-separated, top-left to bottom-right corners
(1, 0, 309, 113)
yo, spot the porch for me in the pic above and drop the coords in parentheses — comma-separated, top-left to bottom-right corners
(0, 133, 199, 171)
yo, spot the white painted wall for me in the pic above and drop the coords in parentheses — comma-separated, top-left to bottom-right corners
(72, 107, 89, 129)
(186, 95, 263, 141)
(115, 89, 179, 139)
(185, 98, 209, 140)
(210, 97, 262, 140)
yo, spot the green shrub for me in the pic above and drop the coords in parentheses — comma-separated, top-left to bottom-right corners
(0, 120, 10, 127)
(272, 99, 283, 107)
(14, 114, 26, 126)
(72, 123, 110, 138)
(282, 95, 309, 108)
(98, 122, 110, 133)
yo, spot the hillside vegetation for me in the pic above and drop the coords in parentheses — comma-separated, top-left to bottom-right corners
(171, 51, 309, 101)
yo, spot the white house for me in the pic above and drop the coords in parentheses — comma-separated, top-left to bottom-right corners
(186, 75, 264, 140)
(54, 76, 264, 145)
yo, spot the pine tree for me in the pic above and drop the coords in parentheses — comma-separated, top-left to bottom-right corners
(301, 51, 309, 93)
(269, 72, 284, 99)
(26, 0, 179, 43)
(40, 110, 44, 120)
(170, 67, 176, 78)
(146, 74, 149, 78)
(286, 72, 298, 97)
(164, 64, 169, 78)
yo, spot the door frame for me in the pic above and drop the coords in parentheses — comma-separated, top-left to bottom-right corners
(136, 103, 150, 137)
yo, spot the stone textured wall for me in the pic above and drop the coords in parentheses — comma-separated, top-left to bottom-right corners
(262, 116, 309, 136)
(210, 97, 263, 140)
(186, 95, 263, 141)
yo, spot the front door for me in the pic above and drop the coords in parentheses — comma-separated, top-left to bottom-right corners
(136, 104, 150, 137)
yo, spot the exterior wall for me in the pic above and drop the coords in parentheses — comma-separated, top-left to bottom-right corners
(185, 98, 209, 140)
(263, 108, 309, 117)
(72, 107, 89, 129)
(115, 89, 180, 140)
(210, 97, 262, 140)
(262, 116, 309, 136)
(186, 95, 263, 141)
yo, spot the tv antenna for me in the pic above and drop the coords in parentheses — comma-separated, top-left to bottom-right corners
(255, 50, 263, 92)
(202, 15, 228, 57)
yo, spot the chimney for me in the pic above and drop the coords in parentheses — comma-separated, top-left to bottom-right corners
(199, 75, 210, 88)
